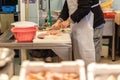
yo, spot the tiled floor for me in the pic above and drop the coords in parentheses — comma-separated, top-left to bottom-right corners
(3, 30, 118, 77)
(13, 54, 59, 75)
(14, 55, 120, 76)
(100, 55, 120, 64)
(11, 37, 120, 79)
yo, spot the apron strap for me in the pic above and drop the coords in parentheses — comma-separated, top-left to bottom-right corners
(91, 1, 101, 8)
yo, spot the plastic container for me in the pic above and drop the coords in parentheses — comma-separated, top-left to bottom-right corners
(0, 48, 15, 67)
(103, 11, 115, 18)
(1, 6, 16, 13)
(87, 63, 120, 80)
(19, 60, 86, 80)
(11, 27, 38, 42)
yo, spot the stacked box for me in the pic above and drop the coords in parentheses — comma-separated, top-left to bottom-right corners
(19, 60, 86, 80)
(87, 63, 120, 80)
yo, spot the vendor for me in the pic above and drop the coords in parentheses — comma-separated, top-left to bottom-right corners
(52, 0, 105, 64)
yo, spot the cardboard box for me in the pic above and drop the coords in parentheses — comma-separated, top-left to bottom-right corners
(101, 45, 109, 58)
(0, 13, 14, 33)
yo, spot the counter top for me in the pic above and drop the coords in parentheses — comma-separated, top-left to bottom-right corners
(34, 31, 71, 43)
(0, 30, 72, 61)
(0, 28, 72, 48)
(0, 31, 71, 49)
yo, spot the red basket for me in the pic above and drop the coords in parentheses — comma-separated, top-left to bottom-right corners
(11, 27, 38, 42)
(103, 11, 115, 19)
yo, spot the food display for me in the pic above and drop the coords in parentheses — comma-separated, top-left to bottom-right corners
(37, 29, 61, 39)
(37, 27, 72, 39)
(47, 29, 60, 35)
(19, 60, 86, 80)
(34, 28, 71, 43)
(26, 71, 79, 80)
(37, 33, 49, 39)
(87, 63, 120, 80)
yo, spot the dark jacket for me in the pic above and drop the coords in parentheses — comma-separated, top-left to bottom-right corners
(59, 0, 105, 28)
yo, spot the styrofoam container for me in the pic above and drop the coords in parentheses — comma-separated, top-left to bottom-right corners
(87, 63, 120, 80)
(19, 60, 86, 80)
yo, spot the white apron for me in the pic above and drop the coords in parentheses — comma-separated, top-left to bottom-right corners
(67, 0, 95, 64)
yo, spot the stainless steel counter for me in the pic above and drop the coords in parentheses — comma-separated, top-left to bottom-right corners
(0, 30, 72, 63)
(103, 19, 116, 61)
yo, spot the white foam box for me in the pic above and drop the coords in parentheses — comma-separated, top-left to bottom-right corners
(19, 60, 86, 80)
(101, 45, 109, 58)
(87, 63, 120, 80)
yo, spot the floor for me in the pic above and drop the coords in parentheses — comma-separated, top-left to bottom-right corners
(13, 51, 120, 76)
(100, 55, 120, 64)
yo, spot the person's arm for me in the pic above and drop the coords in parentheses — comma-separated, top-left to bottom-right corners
(70, 0, 91, 23)
(58, 0, 69, 21)
(52, 0, 69, 29)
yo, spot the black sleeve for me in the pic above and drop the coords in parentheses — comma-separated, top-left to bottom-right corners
(58, 0, 69, 21)
(70, 0, 91, 23)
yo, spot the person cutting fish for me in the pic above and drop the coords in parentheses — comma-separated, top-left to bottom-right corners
(52, 0, 105, 64)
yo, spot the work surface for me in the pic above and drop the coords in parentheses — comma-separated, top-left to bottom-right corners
(34, 31, 71, 43)
(0, 31, 71, 49)
(0, 30, 72, 61)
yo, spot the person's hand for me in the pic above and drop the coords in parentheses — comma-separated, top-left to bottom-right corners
(60, 19, 70, 29)
(51, 19, 62, 30)
(51, 22, 60, 30)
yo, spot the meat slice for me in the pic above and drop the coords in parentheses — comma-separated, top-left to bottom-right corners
(47, 30, 60, 35)
(37, 33, 48, 39)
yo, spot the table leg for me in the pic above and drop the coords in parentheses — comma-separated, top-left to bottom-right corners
(115, 24, 120, 56)
(20, 49, 28, 64)
(112, 23, 115, 61)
